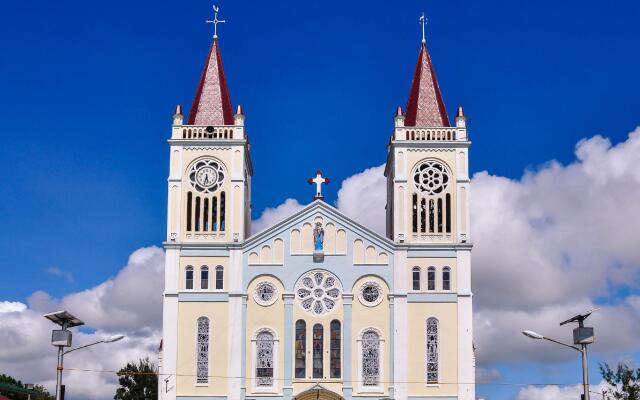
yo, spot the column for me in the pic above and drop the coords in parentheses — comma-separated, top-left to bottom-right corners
(388, 295, 395, 398)
(342, 294, 354, 400)
(283, 293, 295, 400)
(240, 295, 248, 400)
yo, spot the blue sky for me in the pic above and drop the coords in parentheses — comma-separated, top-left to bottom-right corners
(1, 1, 639, 399)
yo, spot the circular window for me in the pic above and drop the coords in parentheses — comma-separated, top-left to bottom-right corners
(189, 159, 225, 193)
(413, 160, 449, 195)
(253, 281, 278, 306)
(295, 270, 342, 315)
(358, 281, 383, 307)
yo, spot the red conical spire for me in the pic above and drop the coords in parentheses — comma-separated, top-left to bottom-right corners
(187, 38, 234, 126)
(404, 41, 450, 127)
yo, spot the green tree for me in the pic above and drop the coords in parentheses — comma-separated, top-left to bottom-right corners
(0, 374, 53, 400)
(114, 358, 158, 400)
(600, 362, 640, 400)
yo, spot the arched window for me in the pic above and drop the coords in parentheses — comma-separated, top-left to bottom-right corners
(186, 266, 194, 290)
(295, 320, 306, 378)
(442, 267, 451, 291)
(256, 331, 274, 387)
(412, 193, 418, 232)
(361, 330, 380, 386)
(426, 318, 439, 383)
(445, 194, 451, 233)
(186, 192, 193, 231)
(194, 196, 201, 231)
(412, 267, 421, 291)
(200, 266, 209, 290)
(330, 320, 341, 378)
(220, 191, 226, 231)
(312, 324, 323, 378)
(215, 266, 223, 289)
(427, 267, 436, 291)
(196, 316, 210, 384)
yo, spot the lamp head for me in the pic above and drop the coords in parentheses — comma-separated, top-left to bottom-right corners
(522, 330, 544, 340)
(105, 334, 125, 343)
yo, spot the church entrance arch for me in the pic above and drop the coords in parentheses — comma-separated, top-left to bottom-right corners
(294, 385, 344, 400)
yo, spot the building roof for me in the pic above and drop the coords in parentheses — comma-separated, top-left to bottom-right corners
(404, 41, 450, 127)
(187, 38, 234, 126)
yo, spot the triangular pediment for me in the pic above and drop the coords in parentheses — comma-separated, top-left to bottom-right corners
(243, 201, 393, 266)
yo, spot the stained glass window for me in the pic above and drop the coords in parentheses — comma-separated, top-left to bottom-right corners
(313, 324, 323, 378)
(362, 330, 380, 386)
(426, 318, 439, 383)
(295, 320, 306, 378)
(330, 320, 341, 378)
(256, 331, 274, 387)
(196, 317, 209, 384)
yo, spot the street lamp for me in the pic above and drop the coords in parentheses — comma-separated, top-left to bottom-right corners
(44, 311, 125, 400)
(522, 308, 597, 400)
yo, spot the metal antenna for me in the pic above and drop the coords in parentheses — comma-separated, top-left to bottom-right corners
(419, 12, 427, 44)
(206, 5, 226, 39)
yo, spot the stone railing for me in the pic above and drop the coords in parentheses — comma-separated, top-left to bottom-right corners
(395, 127, 462, 141)
(172, 125, 243, 140)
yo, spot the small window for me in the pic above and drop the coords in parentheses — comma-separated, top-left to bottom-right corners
(313, 324, 323, 378)
(330, 320, 341, 378)
(412, 267, 421, 291)
(215, 266, 223, 290)
(442, 267, 451, 291)
(186, 266, 194, 290)
(295, 320, 306, 378)
(427, 267, 436, 291)
(200, 266, 209, 290)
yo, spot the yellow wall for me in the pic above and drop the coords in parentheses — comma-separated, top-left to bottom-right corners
(179, 257, 229, 291)
(407, 302, 458, 397)
(176, 302, 229, 396)
(407, 257, 457, 292)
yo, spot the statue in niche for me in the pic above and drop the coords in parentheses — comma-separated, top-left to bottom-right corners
(313, 222, 324, 252)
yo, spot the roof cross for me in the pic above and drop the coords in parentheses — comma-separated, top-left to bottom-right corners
(419, 12, 427, 44)
(307, 170, 330, 201)
(206, 5, 226, 39)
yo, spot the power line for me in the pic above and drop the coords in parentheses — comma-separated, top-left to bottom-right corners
(62, 367, 595, 387)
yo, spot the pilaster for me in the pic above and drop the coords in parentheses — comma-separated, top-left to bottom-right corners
(342, 294, 354, 400)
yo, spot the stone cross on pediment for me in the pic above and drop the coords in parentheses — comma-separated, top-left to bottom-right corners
(308, 170, 330, 201)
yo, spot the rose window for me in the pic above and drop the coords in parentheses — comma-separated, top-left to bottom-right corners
(413, 160, 449, 195)
(189, 158, 225, 193)
(358, 281, 383, 307)
(253, 281, 278, 306)
(295, 270, 342, 315)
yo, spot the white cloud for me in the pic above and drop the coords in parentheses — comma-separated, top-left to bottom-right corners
(514, 380, 608, 400)
(336, 164, 387, 235)
(45, 266, 75, 283)
(252, 198, 305, 234)
(0, 246, 164, 400)
(0, 301, 27, 313)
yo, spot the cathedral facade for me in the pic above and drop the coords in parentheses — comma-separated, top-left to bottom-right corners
(160, 18, 474, 400)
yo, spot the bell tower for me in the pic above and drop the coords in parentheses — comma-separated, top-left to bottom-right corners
(166, 36, 252, 245)
(385, 35, 470, 245)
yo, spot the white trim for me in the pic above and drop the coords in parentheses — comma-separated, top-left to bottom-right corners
(356, 327, 385, 393)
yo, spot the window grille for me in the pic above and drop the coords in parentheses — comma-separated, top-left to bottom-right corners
(362, 330, 380, 386)
(196, 317, 210, 384)
(426, 318, 439, 383)
(256, 331, 274, 386)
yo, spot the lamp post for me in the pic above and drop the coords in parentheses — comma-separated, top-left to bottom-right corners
(522, 309, 597, 400)
(44, 310, 125, 400)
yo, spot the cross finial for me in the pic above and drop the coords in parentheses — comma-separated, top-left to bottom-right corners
(307, 170, 330, 201)
(206, 5, 226, 39)
(419, 12, 427, 44)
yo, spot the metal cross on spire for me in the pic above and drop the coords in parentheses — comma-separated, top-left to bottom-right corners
(307, 170, 330, 201)
(419, 12, 427, 44)
(206, 5, 226, 39)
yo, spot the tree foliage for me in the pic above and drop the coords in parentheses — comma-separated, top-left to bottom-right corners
(114, 358, 158, 400)
(0, 374, 53, 400)
(600, 362, 640, 400)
